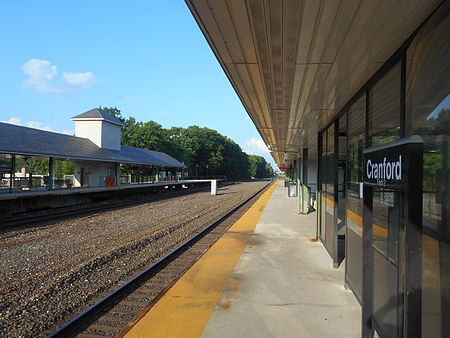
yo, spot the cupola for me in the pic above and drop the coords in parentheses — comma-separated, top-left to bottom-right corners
(71, 108, 125, 151)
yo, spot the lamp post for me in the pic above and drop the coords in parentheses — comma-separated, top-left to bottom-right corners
(196, 164, 198, 179)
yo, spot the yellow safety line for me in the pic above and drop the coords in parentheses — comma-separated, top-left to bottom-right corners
(124, 181, 277, 338)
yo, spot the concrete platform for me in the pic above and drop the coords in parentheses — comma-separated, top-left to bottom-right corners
(0, 179, 219, 220)
(0, 179, 218, 200)
(125, 180, 361, 337)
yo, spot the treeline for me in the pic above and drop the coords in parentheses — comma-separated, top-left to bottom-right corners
(104, 107, 274, 180)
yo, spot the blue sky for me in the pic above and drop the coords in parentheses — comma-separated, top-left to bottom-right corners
(0, 1, 275, 168)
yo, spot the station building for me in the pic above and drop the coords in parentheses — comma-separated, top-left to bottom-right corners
(0, 108, 186, 193)
(186, 1, 449, 336)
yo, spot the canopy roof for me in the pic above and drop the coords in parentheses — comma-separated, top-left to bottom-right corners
(0, 122, 186, 168)
(186, 0, 440, 167)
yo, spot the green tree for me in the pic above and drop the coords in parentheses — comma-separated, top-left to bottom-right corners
(54, 160, 75, 178)
(15, 158, 49, 175)
(101, 106, 125, 122)
(248, 155, 273, 178)
(100, 106, 272, 180)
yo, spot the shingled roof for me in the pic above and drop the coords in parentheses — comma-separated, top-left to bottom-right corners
(71, 108, 125, 126)
(0, 122, 185, 168)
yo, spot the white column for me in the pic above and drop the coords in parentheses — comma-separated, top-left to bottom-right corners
(211, 179, 217, 195)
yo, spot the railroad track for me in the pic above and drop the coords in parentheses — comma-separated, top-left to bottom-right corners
(1, 183, 212, 229)
(47, 180, 273, 337)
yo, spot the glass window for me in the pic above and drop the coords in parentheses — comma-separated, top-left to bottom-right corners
(323, 124, 336, 251)
(326, 124, 335, 195)
(347, 94, 366, 236)
(372, 189, 399, 263)
(366, 61, 402, 264)
(321, 131, 327, 193)
(337, 114, 347, 235)
(406, 3, 450, 336)
(368, 62, 401, 147)
(320, 131, 328, 240)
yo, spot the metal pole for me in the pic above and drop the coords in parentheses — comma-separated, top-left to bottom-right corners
(362, 185, 373, 338)
(333, 121, 339, 267)
(114, 163, 119, 187)
(405, 142, 423, 337)
(297, 157, 301, 214)
(48, 157, 54, 190)
(9, 155, 15, 193)
(316, 191, 321, 241)
(303, 148, 308, 214)
(317, 132, 322, 240)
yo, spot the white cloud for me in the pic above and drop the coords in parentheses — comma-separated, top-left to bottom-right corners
(63, 72, 96, 88)
(243, 137, 269, 154)
(161, 110, 168, 116)
(21, 59, 96, 93)
(1, 117, 73, 135)
(21, 59, 62, 93)
(3, 117, 21, 125)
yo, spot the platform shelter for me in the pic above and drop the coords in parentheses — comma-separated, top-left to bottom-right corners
(0, 108, 186, 194)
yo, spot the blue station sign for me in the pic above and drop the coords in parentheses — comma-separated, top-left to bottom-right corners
(363, 136, 423, 189)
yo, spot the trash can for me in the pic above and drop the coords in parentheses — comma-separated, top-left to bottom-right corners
(288, 181, 297, 197)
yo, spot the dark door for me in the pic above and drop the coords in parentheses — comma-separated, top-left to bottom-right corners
(80, 167, 84, 187)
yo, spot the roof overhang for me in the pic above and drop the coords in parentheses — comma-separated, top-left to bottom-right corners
(186, 0, 441, 167)
(70, 117, 125, 127)
(0, 150, 185, 168)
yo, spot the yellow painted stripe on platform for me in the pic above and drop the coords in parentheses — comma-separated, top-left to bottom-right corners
(124, 181, 277, 338)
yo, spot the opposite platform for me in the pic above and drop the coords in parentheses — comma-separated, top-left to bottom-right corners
(124, 180, 361, 337)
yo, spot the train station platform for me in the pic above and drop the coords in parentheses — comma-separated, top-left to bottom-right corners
(0, 179, 219, 222)
(0, 179, 218, 200)
(124, 180, 361, 337)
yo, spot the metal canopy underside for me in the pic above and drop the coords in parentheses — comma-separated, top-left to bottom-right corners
(186, 0, 440, 168)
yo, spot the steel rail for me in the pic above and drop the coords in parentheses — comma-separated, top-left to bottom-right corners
(48, 179, 273, 337)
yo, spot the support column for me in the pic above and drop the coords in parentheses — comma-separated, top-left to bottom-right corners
(316, 132, 323, 240)
(405, 142, 423, 337)
(9, 155, 15, 193)
(333, 121, 339, 267)
(114, 163, 120, 187)
(48, 157, 54, 190)
(297, 156, 302, 214)
(316, 190, 321, 241)
(362, 185, 373, 338)
(302, 148, 309, 214)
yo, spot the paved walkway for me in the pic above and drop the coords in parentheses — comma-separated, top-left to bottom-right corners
(125, 180, 361, 337)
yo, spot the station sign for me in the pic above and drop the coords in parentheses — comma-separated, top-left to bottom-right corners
(363, 136, 423, 189)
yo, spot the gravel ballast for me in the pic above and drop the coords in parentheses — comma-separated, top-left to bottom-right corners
(0, 181, 269, 337)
